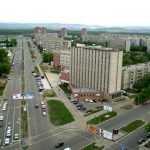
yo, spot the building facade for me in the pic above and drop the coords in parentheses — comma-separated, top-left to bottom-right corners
(70, 47, 123, 98)
(122, 62, 150, 89)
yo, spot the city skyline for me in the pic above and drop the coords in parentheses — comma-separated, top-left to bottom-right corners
(0, 0, 150, 26)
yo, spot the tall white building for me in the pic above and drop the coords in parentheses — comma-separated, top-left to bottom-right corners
(70, 47, 123, 96)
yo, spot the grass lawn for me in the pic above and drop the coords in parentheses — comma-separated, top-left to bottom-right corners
(43, 89, 56, 97)
(0, 87, 4, 96)
(87, 111, 117, 125)
(47, 100, 74, 126)
(121, 120, 145, 133)
(84, 106, 103, 117)
(21, 101, 28, 138)
(0, 78, 7, 96)
(82, 143, 104, 150)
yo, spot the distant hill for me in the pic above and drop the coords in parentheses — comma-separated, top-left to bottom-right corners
(0, 22, 150, 33)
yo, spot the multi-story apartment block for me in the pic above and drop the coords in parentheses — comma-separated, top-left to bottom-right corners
(33, 27, 47, 34)
(53, 47, 71, 69)
(59, 28, 68, 38)
(60, 48, 71, 70)
(70, 47, 123, 100)
(80, 29, 150, 52)
(33, 32, 64, 52)
(122, 62, 150, 89)
(147, 39, 150, 53)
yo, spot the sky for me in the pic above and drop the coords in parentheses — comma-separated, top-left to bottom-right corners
(0, 0, 150, 26)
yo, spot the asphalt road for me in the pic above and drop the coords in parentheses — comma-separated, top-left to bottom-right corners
(107, 127, 147, 150)
(0, 37, 23, 149)
(99, 104, 150, 131)
(22, 38, 50, 144)
(2, 36, 150, 150)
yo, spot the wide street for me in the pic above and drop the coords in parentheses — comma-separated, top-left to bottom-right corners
(1, 36, 150, 150)
(107, 127, 147, 150)
(0, 37, 23, 149)
(0, 37, 95, 150)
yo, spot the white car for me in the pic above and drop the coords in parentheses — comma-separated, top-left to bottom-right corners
(64, 148, 71, 150)
(89, 99, 94, 103)
(4, 138, 10, 145)
(0, 115, 4, 121)
(42, 111, 47, 116)
(7, 126, 11, 131)
(41, 101, 44, 105)
(2, 103, 7, 111)
(6, 130, 11, 137)
(41, 104, 46, 109)
(14, 133, 19, 140)
(2, 106, 6, 111)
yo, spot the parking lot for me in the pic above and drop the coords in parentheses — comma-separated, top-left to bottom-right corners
(69, 98, 105, 115)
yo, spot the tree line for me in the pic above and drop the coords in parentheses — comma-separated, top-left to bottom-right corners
(0, 49, 11, 76)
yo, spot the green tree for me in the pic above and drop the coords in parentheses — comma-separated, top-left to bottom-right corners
(145, 123, 150, 132)
(42, 52, 53, 63)
(0, 63, 10, 75)
(0, 48, 11, 76)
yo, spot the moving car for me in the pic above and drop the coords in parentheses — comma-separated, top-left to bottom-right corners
(54, 142, 64, 148)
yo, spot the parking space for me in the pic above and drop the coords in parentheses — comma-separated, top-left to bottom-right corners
(32, 71, 51, 93)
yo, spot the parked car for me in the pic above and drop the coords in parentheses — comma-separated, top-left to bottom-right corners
(138, 138, 146, 144)
(0, 114, 4, 121)
(64, 148, 71, 150)
(4, 138, 10, 145)
(147, 132, 150, 138)
(6, 130, 11, 137)
(80, 107, 87, 111)
(93, 99, 97, 103)
(35, 104, 39, 109)
(72, 101, 78, 104)
(41, 75, 44, 79)
(76, 104, 83, 107)
(54, 142, 64, 148)
(41, 104, 46, 109)
(0, 122, 3, 128)
(42, 111, 47, 116)
(14, 133, 19, 140)
(41, 101, 45, 105)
